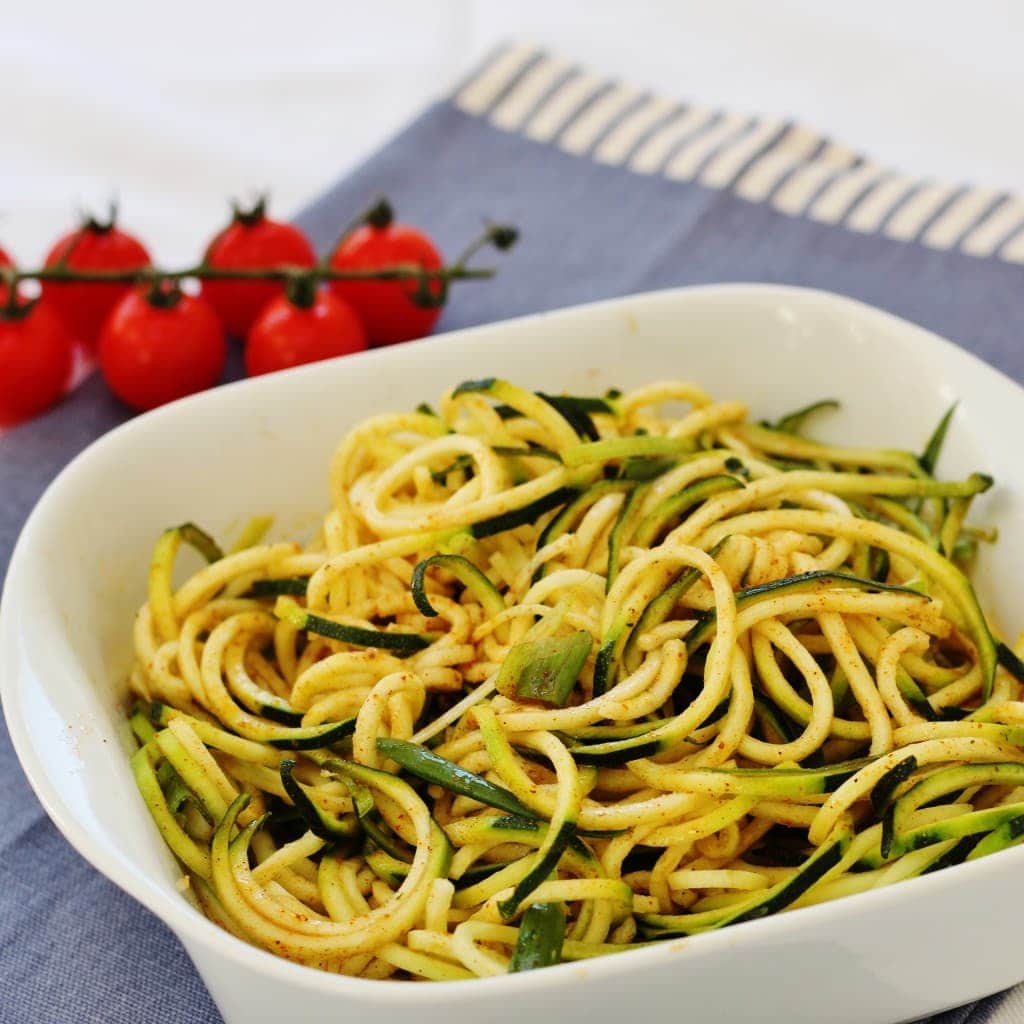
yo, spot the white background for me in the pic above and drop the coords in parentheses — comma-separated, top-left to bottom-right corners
(4, 0, 1023, 265)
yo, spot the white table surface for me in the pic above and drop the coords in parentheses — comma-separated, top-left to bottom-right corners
(3, 0, 1022, 265)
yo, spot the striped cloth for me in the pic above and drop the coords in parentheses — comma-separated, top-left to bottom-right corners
(455, 43, 1024, 264)
(3, 42, 1024, 1024)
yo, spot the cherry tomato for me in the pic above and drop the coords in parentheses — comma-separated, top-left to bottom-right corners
(43, 212, 151, 351)
(328, 205, 443, 347)
(202, 198, 317, 339)
(99, 286, 226, 411)
(0, 301, 74, 428)
(245, 287, 366, 377)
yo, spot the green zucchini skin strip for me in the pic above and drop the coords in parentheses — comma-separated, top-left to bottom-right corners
(536, 480, 635, 568)
(882, 763, 1024, 859)
(323, 758, 454, 869)
(631, 475, 744, 548)
(376, 740, 619, 839)
(411, 555, 504, 619)
(470, 487, 579, 540)
(722, 829, 850, 926)
(639, 829, 850, 937)
(685, 759, 874, 798)
(454, 379, 612, 445)
(249, 577, 310, 597)
(591, 633, 624, 700)
(771, 399, 840, 435)
(264, 717, 356, 751)
(329, 767, 415, 862)
(129, 705, 158, 745)
(377, 737, 537, 819)
(967, 814, 1024, 861)
(274, 596, 432, 654)
(431, 447, 563, 487)
(562, 435, 695, 468)
(869, 755, 918, 815)
(996, 642, 1024, 683)
(606, 482, 646, 591)
(568, 732, 664, 766)
(493, 396, 613, 424)
(561, 721, 666, 742)
(539, 394, 600, 441)
(685, 570, 926, 654)
(509, 902, 566, 971)
(176, 522, 225, 563)
(279, 758, 359, 841)
(131, 745, 211, 878)
(158, 762, 194, 817)
(453, 378, 499, 396)
(939, 497, 972, 559)
(542, 394, 615, 415)
(498, 821, 577, 919)
(451, 379, 585, 449)
(364, 841, 476, 904)
(735, 424, 925, 475)
(149, 699, 355, 752)
(597, 540, 725, 694)
(920, 402, 958, 476)
(257, 703, 305, 727)
(491, 445, 562, 461)
(621, 562, 705, 674)
(621, 456, 677, 482)
(431, 454, 474, 483)
(365, 847, 413, 886)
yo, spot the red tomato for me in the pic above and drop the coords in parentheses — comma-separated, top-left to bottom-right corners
(0, 301, 74, 428)
(99, 287, 226, 411)
(245, 288, 366, 377)
(43, 215, 151, 351)
(328, 213, 443, 347)
(202, 199, 317, 339)
(0, 245, 13, 304)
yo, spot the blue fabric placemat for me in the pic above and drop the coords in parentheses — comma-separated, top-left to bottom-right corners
(3, 42, 1024, 1024)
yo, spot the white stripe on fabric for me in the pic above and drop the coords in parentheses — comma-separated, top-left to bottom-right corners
(700, 118, 787, 189)
(733, 125, 821, 202)
(593, 95, 678, 165)
(523, 71, 608, 143)
(489, 56, 575, 131)
(959, 197, 1024, 257)
(999, 225, 1024, 263)
(807, 162, 887, 224)
(456, 46, 1024, 267)
(921, 188, 1001, 250)
(772, 142, 857, 215)
(664, 111, 751, 181)
(627, 106, 716, 174)
(454, 44, 541, 115)
(883, 182, 960, 241)
(846, 176, 917, 233)
(559, 83, 645, 155)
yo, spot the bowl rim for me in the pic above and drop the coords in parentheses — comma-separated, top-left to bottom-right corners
(4, 281, 1024, 1001)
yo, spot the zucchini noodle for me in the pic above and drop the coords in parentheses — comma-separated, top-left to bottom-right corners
(125, 377, 1023, 980)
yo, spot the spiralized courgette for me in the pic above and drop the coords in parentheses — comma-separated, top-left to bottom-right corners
(126, 377, 1024, 980)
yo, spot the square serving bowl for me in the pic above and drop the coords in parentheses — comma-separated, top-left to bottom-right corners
(3, 285, 1023, 1024)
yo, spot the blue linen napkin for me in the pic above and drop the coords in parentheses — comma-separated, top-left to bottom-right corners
(3, 42, 1024, 1024)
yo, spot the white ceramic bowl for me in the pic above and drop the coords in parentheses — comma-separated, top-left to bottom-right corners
(3, 285, 1023, 1024)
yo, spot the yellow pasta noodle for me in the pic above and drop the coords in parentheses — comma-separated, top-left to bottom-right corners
(125, 377, 1021, 978)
